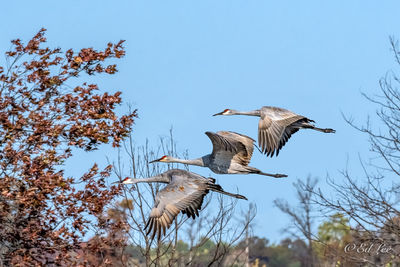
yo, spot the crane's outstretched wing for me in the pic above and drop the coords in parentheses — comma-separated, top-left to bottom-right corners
(258, 106, 308, 157)
(205, 131, 255, 166)
(144, 177, 208, 241)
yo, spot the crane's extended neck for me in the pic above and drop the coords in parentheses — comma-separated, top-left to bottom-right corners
(124, 175, 169, 184)
(231, 109, 260, 116)
(165, 156, 206, 167)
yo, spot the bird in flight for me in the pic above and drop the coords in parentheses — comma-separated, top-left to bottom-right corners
(150, 131, 287, 178)
(213, 106, 335, 157)
(116, 169, 247, 241)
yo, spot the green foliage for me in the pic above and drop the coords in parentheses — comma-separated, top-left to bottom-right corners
(235, 237, 304, 267)
(314, 213, 352, 265)
(266, 244, 301, 267)
(176, 240, 189, 253)
(317, 213, 351, 243)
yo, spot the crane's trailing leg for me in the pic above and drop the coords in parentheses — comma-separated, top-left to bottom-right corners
(258, 171, 288, 178)
(244, 166, 287, 178)
(312, 127, 336, 133)
(300, 123, 336, 133)
(207, 181, 248, 200)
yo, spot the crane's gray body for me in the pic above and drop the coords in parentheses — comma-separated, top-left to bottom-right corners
(122, 169, 246, 241)
(202, 153, 256, 175)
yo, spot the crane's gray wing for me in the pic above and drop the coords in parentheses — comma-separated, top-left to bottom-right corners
(258, 107, 306, 157)
(144, 178, 208, 241)
(205, 131, 255, 166)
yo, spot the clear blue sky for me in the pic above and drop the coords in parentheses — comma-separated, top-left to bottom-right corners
(1, 1, 400, 243)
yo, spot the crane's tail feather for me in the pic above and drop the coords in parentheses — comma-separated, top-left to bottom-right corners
(207, 181, 247, 200)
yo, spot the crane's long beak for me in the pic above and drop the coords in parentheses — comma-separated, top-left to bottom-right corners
(212, 111, 224, 116)
(149, 158, 161, 164)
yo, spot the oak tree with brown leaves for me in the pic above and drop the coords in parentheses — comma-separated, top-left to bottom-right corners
(0, 29, 136, 266)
